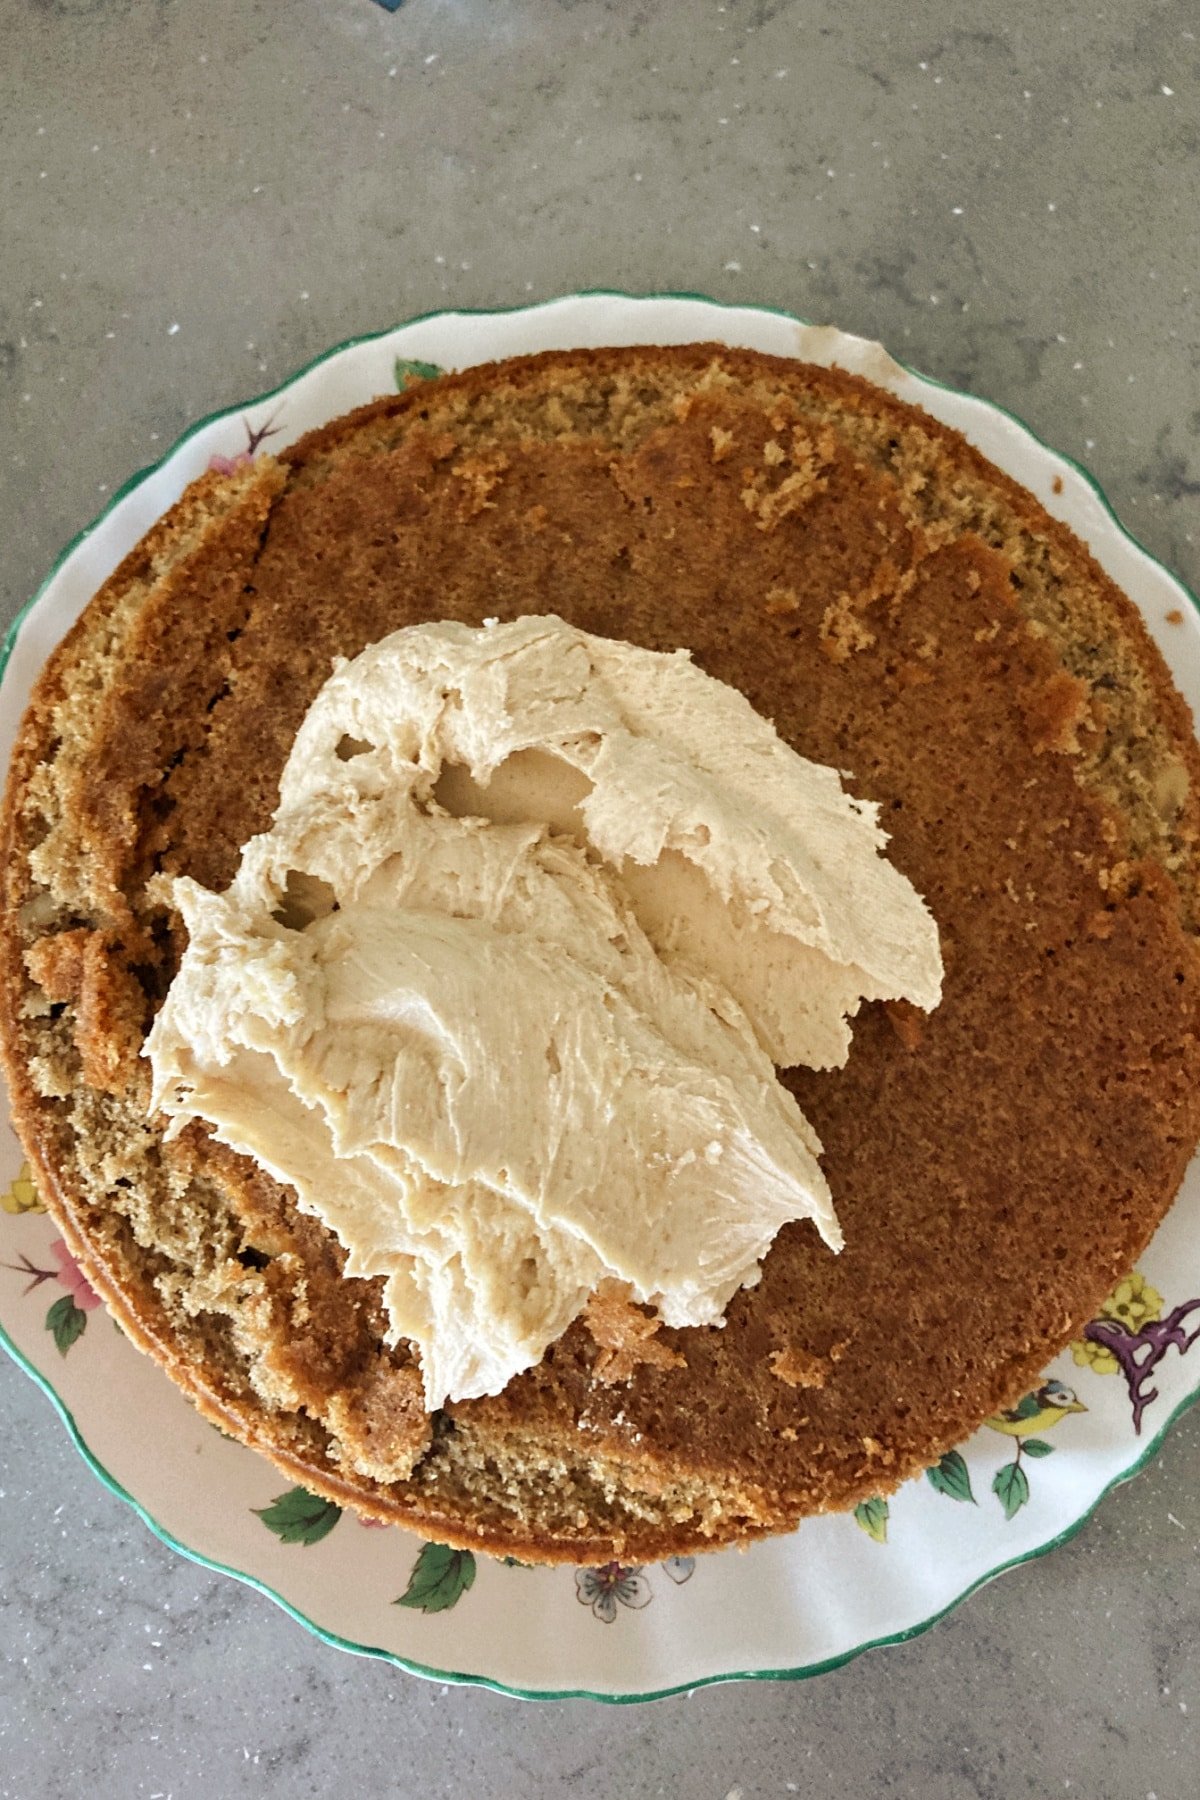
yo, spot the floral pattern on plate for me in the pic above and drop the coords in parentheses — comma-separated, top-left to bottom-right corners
(1, 1167, 101, 1356)
(2, 297, 1200, 1699)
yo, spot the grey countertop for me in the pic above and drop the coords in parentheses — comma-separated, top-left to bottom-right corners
(3, 2, 1199, 1793)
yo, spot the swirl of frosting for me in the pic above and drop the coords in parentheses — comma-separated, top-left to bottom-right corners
(146, 616, 941, 1407)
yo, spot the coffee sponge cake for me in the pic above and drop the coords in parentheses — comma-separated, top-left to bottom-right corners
(3, 343, 1200, 1562)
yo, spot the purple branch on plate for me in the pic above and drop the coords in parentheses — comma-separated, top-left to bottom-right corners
(1083, 1300, 1200, 1434)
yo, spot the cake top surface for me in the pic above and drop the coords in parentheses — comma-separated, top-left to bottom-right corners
(4, 342, 1199, 1558)
(144, 614, 941, 1407)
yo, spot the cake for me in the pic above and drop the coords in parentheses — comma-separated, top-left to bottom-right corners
(3, 342, 1199, 1563)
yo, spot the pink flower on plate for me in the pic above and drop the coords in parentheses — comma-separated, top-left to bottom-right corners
(206, 451, 254, 476)
(50, 1240, 102, 1310)
(574, 1561, 652, 1623)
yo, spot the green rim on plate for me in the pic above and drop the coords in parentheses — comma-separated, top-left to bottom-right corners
(3, 292, 1199, 1702)
(2, 1308, 1199, 1703)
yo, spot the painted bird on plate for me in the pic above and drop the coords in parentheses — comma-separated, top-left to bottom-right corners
(984, 1379, 1087, 1438)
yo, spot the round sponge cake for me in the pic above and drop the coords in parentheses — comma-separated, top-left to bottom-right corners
(4, 343, 1200, 1562)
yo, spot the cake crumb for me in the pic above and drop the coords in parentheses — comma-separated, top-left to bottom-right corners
(584, 1283, 686, 1385)
(25, 927, 89, 1002)
(819, 594, 876, 662)
(1025, 669, 1090, 754)
(1098, 859, 1134, 896)
(742, 464, 828, 531)
(709, 425, 733, 462)
(884, 999, 925, 1051)
(764, 585, 800, 617)
(740, 429, 831, 532)
(453, 453, 509, 517)
(770, 1346, 827, 1389)
(1166, 608, 1184, 626)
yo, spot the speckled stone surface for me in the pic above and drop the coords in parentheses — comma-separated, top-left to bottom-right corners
(2, 1, 1199, 1793)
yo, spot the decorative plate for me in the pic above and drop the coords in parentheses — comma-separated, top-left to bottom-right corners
(3, 294, 1200, 1703)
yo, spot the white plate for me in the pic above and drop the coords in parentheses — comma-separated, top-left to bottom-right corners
(3, 293, 1200, 1701)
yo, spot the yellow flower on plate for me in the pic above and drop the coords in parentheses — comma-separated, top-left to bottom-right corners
(0, 1162, 44, 1216)
(1070, 1336, 1118, 1375)
(1102, 1271, 1163, 1332)
(1070, 1270, 1163, 1373)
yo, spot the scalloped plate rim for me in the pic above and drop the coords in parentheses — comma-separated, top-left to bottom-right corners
(3, 290, 1200, 1703)
(3, 1307, 1200, 1704)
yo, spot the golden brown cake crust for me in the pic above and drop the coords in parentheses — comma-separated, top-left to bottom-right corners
(4, 343, 1200, 1563)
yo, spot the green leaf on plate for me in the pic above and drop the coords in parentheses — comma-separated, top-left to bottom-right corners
(853, 1496, 889, 1544)
(395, 1542, 477, 1612)
(45, 1293, 86, 1357)
(394, 357, 445, 390)
(1021, 1438, 1055, 1458)
(993, 1460, 1030, 1520)
(925, 1448, 976, 1504)
(253, 1486, 343, 1546)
